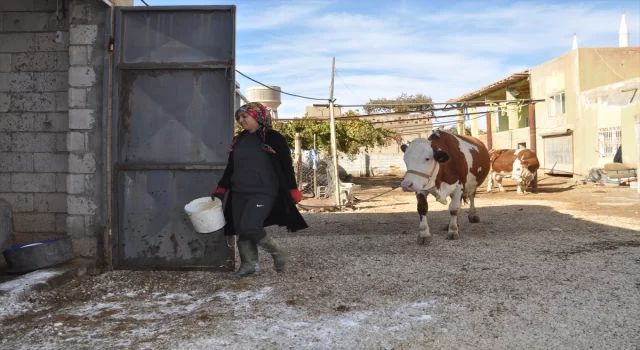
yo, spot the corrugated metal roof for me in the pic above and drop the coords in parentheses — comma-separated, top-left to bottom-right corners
(447, 70, 530, 103)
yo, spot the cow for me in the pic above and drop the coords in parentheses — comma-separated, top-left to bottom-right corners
(486, 148, 540, 195)
(400, 130, 490, 245)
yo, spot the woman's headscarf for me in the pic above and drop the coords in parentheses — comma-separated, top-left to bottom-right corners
(228, 102, 276, 154)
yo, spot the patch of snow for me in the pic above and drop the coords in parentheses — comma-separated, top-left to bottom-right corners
(173, 298, 438, 349)
(0, 270, 65, 294)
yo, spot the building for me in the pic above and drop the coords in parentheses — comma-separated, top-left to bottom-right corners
(448, 12, 639, 177)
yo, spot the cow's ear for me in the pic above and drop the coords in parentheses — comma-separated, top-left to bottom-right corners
(434, 149, 449, 163)
(401, 144, 408, 153)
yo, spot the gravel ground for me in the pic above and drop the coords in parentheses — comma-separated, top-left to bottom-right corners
(0, 175, 639, 349)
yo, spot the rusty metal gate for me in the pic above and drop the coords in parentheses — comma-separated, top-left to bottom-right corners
(111, 6, 236, 270)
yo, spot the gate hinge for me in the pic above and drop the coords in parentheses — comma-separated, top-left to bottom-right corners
(108, 36, 114, 52)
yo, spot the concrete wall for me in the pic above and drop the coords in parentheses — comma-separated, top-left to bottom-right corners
(530, 49, 581, 173)
(577, 78, 640, 174)
(0, 0, 108, 261)
(0, 1, 71, 245)
(578, 48, 640, 92)
(531, 47, 640, 176)
(66, 0, 109, 261)
(530, 50, 581, 138)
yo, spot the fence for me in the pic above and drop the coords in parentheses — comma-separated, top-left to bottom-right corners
(292, 149, 407, 205)
(294, 150, 336, 198)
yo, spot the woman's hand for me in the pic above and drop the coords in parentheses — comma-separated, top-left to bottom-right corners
(289, 189, 302, 204)
(211, 187, 226, 202)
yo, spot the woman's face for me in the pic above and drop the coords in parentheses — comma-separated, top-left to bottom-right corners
(236, 111, 260, 132)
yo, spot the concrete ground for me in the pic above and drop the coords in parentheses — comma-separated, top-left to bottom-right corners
(0, 175, 639, 349)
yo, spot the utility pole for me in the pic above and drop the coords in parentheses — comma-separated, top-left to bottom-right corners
(328, 57, 341, 207)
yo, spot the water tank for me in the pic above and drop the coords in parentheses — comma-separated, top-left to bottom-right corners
(246, 86, 282, 113)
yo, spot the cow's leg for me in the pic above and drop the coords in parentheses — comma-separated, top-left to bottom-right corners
(486, 171, 494, 193)
(497, 175, 506, 192)
(446, 185, 463, 240)
(416, 192, 432, 245)
(516, 182, 524, 195)
(468, 191, 480, 223)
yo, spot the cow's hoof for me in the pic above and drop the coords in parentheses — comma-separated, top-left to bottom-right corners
(446, 231, 460, 240)
(417, 235, 432, 245)
(468, 215, 480, 223)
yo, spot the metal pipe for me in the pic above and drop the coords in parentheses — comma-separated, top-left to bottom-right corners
(313, 98, 546, 108)
(276, 109, 493, 122)
(486, 111, 493, 150)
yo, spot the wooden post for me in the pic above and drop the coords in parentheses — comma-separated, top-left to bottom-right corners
(457, 107, 465, 135)
(294, 132, 302, 190)
(313, 134, 318, 197)
(328, 57, 341, 207)
(529, 103, 537, 191)
(486, 111, 493, 150)
(635, 115, 640, 194)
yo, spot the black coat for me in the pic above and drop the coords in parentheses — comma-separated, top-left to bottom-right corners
(216, 129, 309, 236)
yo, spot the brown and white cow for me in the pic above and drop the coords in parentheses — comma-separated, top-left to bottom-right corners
(400, 130, 490, 244)
(487, 148, 540, 195)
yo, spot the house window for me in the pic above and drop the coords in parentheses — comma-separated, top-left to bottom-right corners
(517, 142, 527, 149)
(548, 92, 565, 116)
(598, 126, 621, 157)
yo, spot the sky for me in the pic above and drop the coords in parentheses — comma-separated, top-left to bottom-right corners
(132, 0, 639, 129)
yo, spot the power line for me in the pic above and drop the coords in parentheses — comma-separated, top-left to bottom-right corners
(236, 70, 327, 101)
(335, 70, 365, 105)
(140, 0, 149, 5)
(331, 69, 479, 84)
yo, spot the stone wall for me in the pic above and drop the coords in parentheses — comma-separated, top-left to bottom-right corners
(0, 0, 71, 246)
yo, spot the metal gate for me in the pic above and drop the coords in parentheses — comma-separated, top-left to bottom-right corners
(111, 6, 236, 270)
(543, 134, 573, 175)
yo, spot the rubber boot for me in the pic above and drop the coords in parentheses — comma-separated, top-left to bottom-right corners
(257, 235, 287, 272)
(231, 240, 260, 278)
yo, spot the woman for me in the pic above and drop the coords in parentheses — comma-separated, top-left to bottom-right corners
(211, 102, 308, 277)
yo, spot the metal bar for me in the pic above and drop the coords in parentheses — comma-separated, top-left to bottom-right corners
(120, 5, 236, 11)
(236, 89, 250, 104)
(117, 62, 233, 70)
(313, 98, 546, 108)
(115, 163, 228, 170)
(621, 88, 637, 103)
(103, 5, 115, 271)
(111, 7, 124, 269)
(277, 109, 492, 122)
(486, 111, 493, 150)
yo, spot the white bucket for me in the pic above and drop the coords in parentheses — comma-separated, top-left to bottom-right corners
(184, 197, 226, 233)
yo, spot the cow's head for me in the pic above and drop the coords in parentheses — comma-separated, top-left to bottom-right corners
(400, 138, 450, 192)
(511, 158, 534, 185)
